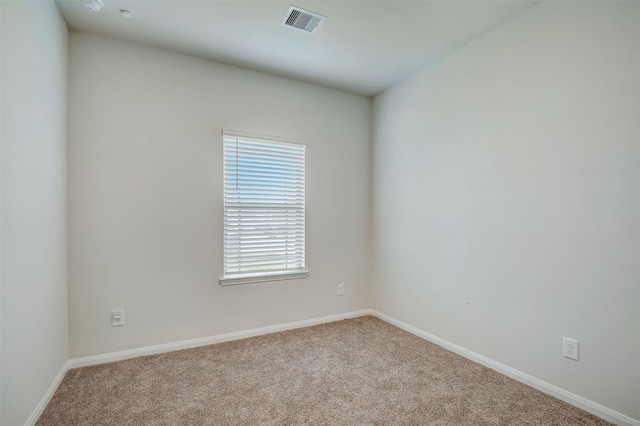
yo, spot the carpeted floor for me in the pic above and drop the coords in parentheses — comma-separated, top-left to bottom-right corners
(38, 316, 611, 425)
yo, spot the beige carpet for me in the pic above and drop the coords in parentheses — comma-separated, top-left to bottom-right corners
(38, 316, 611, 425)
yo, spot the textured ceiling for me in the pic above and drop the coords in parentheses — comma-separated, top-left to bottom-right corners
(56, 0, 538, 96)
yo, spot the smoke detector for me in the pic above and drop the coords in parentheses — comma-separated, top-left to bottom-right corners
(83, 0, 103, 12)
(281, 6, 326, 34)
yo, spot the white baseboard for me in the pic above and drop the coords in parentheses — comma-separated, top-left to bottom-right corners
(25, 360, 72, 426)
(68, 309, 374, 369)
(28, 309, 372, 425)
(29, 309, 637, 426)
(370, 310, 639, 426)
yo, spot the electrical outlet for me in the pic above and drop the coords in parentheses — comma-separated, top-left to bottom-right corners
(112, 309, 125, 327)
(563, 337, 579, 360)
(337, 283, 344, 296)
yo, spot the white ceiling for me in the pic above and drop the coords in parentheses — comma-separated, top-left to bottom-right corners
(56, 0, 538, 97)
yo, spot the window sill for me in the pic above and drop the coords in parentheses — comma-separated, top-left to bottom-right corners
(219, 270, 309, 286)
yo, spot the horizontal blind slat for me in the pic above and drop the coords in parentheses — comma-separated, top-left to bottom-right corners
(225, 259, 305, 269)
(225, 159, 304, 171)
(225, 203, 304, 209)
(225, 253, 305, 263)
(224, 139, 305, 155)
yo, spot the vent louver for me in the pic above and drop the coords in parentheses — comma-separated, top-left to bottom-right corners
(281, 6, 326, 33)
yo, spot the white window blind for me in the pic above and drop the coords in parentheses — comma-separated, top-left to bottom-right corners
(221, 131, 307, 285)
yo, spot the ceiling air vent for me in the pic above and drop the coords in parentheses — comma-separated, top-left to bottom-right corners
(281, 6, 326, 34)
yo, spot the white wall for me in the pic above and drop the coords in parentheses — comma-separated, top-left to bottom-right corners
(372, 1, 639, 421)
(0, 1, 69, 424)
(67, 33, 371, 358)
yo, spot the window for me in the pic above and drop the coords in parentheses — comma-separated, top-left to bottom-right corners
(220, 130, 308, 285)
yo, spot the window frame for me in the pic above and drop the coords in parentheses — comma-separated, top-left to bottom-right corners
(219, 129, 309, 286)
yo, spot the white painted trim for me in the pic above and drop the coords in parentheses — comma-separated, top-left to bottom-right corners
(69, 309, 374, 369)
(220, 269, 309, 286)
(370, 310, 640, 426)
(25, 360, 72, 426)
(30, 309, 637, 426)
(29, 310, 372, 424)
(222, 128, 308, 146)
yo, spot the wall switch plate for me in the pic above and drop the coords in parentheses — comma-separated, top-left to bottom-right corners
(112, 309, 125, 327)
(563, 337, 579, 360)
(337, 283, 344, 296)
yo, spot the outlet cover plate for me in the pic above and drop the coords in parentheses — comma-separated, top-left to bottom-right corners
(563, 337, 579, 360)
